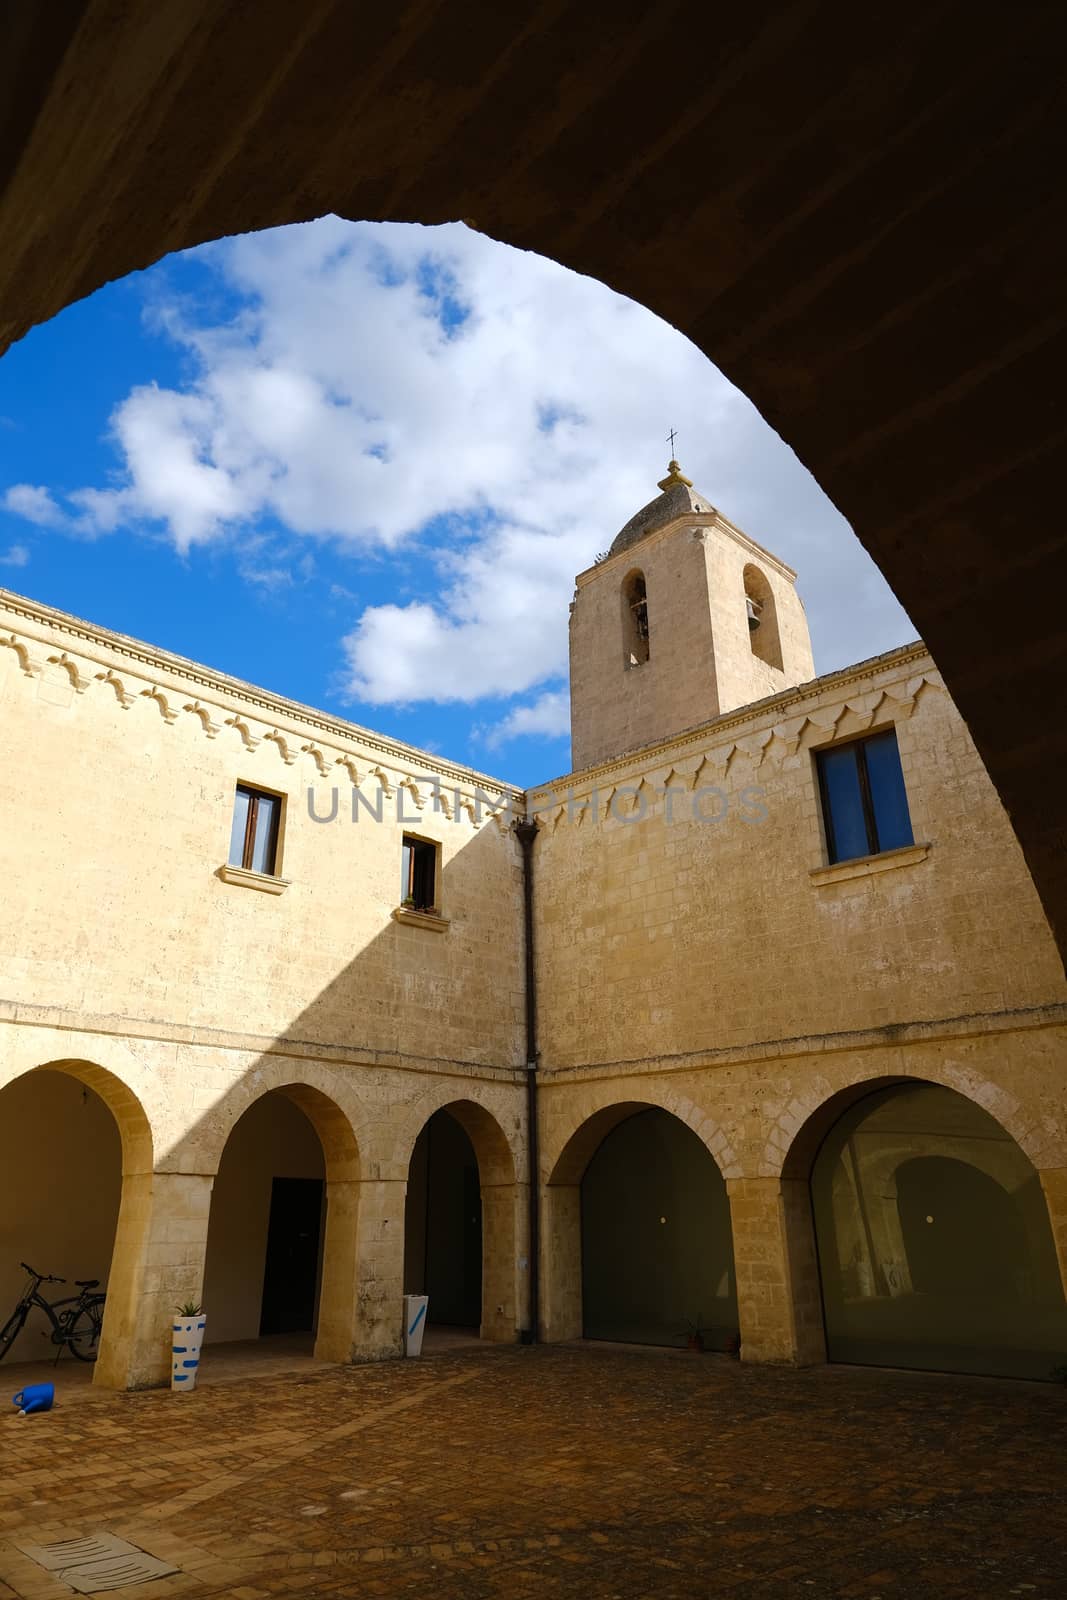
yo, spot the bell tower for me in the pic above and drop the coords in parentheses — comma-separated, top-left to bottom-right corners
(568, 460, 815, 769)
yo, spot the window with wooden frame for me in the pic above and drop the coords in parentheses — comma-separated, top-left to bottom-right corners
(401, 835, 437, 911)
(816, 729, 913, 865)
(228, 784, 283, 876)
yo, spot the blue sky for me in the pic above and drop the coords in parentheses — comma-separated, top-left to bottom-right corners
(0, 219, 914, 786)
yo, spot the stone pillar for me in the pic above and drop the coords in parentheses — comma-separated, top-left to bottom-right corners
(727, 1176, 826, 1366)
(540, 1184, 582, 1342)
(1039, 1167, 1067, 1300)
(347, 1177, 405, 1362)
(314, 1178, 361, 1363)
(95, 1171, 214, 1390)
(480, 1182, 522, 1342)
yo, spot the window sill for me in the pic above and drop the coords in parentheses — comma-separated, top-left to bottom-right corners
(217, 864, 291, 895)
(392, 906, 450, 932)
(810, 842, 930, 887)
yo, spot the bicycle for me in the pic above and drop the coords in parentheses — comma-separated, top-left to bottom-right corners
(0, 1262, 106, 1364)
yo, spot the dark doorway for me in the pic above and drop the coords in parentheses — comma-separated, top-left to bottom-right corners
(259, 1176, 324, 1335)
(580, 1108, 737, 1349)
(404, 1110, 482, 1328)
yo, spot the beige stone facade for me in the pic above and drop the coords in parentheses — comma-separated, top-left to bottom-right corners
(568, 462, 814, 769)
(2, 472, 1065, 1388)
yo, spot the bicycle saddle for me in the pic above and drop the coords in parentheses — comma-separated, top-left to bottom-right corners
(74, 1278, 100, 1289)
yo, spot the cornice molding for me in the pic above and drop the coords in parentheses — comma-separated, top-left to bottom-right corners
(0, 995, 525, 1084)
(0, 587, 522, 815)
(531, 640, 933, 817)
(536, 1000, 1067, 1084)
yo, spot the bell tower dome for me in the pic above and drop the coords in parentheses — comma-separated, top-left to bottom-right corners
(568, 460, 815, 769)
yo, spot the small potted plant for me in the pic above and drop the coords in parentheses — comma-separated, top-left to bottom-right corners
(682, 1315, 708, 1352)
(726, 1330, 741, 1360)
(171, 1300, 206, 1392)
(401, 895, 416, 909)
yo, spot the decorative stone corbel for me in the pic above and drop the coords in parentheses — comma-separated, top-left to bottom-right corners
(224, 714, 261, 749)
(47, 652, 90, 693)
(334, 755, 361, 787)
(771, 715, 809, 759)
(0, 634, 39, 678)
(398, 776, 426, 811)
(183, 699, 220, 738)
(301, 743, 331, 777)
(431, 784, 454, 819)
(263, 728, 297, 764)
(141, 685, 179, 723)
(96, 669, 134, 708)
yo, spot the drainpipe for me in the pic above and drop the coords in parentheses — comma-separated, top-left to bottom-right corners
(515, 814, 540, 1343)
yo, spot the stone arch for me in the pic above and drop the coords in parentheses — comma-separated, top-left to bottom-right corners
(198, 1074, 363, 1365)
(767, 1062, 1060, 1184)
(397, 1084, 521, 1186)
(400, 1092, 520, 1343)
(6, 1056, 155, 1174)
(545, 1085, 738, 1185)
(743, 563, 782, 670)
(541, 1091, 738, 1346)
(0, 1057, 154, 1387)
(621, 568, 650, 667)
(171, 1059, 364, 1182)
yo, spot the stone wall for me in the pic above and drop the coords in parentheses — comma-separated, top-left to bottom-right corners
(2, 591, 1065, 1386)
(533, 644, 1066, 1073)
(0, 589, 530, 1385)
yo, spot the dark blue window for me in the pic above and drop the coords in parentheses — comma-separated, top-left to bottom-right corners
(816, 729, 913, 864)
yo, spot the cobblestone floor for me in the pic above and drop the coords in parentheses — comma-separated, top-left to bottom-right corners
(2, 1343, 1065, 1599)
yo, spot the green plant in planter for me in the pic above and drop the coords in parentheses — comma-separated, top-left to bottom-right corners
(401, 896, 416, 909)
(175, 1300, 203, 1317)
(681, 1315, 708, 1352)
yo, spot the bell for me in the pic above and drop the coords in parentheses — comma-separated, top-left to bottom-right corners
(746, 596, 761, 631)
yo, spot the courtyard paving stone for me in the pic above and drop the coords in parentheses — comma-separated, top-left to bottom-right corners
(2, 1344, 1065, 1598)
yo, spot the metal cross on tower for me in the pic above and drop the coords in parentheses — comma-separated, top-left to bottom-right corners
(667, 427, 678, 458)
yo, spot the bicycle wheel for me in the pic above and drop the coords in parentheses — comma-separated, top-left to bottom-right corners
(0, 1306, 28, 1363)
(66, 1301, 103, 1362)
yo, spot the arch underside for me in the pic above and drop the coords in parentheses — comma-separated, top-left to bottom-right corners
(544, 1081, 1067, 1378)
(0, 4, 1064, 965)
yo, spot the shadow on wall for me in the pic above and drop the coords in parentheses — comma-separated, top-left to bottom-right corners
(0, 809, 527, 1386)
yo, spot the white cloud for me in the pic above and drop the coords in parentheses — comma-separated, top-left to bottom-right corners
(3, 218, 915, 720)
(484, 690, 570, 749)
(2, 485, 66, 529)
(0, 542, 30, 567)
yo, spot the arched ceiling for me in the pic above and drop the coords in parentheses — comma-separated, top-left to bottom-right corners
(1, 1, 1064, 964)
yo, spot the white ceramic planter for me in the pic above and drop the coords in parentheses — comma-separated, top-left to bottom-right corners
(171, 1314, 206, 1391)
(403, 1294, 428, 1357)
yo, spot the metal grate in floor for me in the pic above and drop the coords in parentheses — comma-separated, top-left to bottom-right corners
(15, 1532, 178, 1592)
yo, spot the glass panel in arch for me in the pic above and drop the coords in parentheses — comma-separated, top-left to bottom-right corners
(580, 1108, 737, 1350)
(810, 1083, 1067, 1379)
